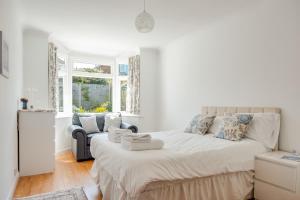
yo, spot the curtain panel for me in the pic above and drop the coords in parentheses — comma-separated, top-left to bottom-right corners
(48, 43, 58, 111)
(126, 55, 140, 114)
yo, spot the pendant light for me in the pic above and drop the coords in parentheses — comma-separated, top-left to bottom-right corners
(135, 0, 155, 33)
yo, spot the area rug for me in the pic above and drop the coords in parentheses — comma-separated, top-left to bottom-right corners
(16, 187, 88, 200)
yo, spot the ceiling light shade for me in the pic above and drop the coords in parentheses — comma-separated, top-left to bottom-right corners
(135, 0, 155, 33)
(135, 11, 155, 33)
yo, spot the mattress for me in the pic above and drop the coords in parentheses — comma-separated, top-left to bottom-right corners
(90, 130, 269, 199)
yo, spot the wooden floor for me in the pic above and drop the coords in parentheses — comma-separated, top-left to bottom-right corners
(14, 151, 102, 200)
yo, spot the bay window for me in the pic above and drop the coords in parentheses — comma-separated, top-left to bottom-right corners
(70, 60, 128, 113)
(56, 54, 130, 115)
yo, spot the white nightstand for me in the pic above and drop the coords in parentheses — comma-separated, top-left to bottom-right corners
(254, 151, 300, 200)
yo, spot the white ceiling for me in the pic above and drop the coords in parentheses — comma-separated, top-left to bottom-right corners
(20, 0, 256, 56)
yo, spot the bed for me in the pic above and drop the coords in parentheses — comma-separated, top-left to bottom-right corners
(90, 106, 281, 200)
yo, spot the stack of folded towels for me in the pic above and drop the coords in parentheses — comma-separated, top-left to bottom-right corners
(121, 133, 164, 151)
(108, 127, 132, 143)
(107, 127, 164, 151)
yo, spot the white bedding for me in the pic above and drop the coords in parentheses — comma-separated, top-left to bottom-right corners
(90, 130, 269, 198)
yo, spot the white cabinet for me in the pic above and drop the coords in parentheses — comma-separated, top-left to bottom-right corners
(254, 151, 300, 200)
(18, 110, 55, 176)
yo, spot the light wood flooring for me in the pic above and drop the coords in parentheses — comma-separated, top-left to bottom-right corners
(13, 151, 102, 200)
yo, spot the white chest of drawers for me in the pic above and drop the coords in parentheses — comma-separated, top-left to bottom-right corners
(18, 110, 55, 176)
(254, 151, 300, 200)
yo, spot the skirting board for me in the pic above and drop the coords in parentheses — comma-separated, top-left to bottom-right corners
(55, 147, 71, 155)
(7, 171, 19, 200)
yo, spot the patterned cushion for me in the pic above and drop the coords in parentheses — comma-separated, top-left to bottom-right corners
(215, 114, 253, 141)
(185, 114, 215, 135)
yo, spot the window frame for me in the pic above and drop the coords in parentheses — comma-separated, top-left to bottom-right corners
(115, 63, 129, 112)
(56, 52, 69, 115)
(68, 55, 129, 114)
(115, 75, 128, 112)
(57, 55, 130, 115)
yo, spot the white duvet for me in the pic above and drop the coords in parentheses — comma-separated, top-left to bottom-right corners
(90, 130, 269, 198)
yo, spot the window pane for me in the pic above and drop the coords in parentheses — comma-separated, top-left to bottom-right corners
(73, 62, 111, 74)
(58, 77, 64, 112)
(72, 77, 112, 113)
(57, 56, 66, 71)
(119, 64, 128, 76)
(120, 80, 127, 111)
(57, 54, 66, 112)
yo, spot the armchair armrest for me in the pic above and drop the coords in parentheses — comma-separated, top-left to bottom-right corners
(121, 122, 138, 133)
(68, 125, 87, 139)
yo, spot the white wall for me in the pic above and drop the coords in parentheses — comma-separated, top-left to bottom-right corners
(23, 28, 49, 109)
(0, 0, 23, 199)
(140, 48, 159, 132)
(158, 0, 300, 152)
(23, 32, 74, 154)
(55, 117, 72, 153)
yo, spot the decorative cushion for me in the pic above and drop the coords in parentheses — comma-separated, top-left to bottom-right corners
(79, 115, 100, 134)
(185, 114, 215, 135)
(215, 114, 253, 141)
(73, 113, 90, 126)
(245, 113, 280, 149)
(103, 113, 122, 132)
(73, 113, 106, 131)
(208, 116, 225, 134)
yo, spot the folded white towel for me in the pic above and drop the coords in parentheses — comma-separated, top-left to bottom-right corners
(108, 127, 132, 134)
(122, 133, 151, 143)
(121, 139, 164, 151)
(108, 133, 122, 143)
(107, 127, 133, 143)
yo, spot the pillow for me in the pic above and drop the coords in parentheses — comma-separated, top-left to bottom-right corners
(208, 116, 225, 134)
(103, 113, 122, 132)
(245, 113, 280, 149)
(79, 115, 100, 134)
(215, 114, 253, 141)
(184, 114, 215, 135)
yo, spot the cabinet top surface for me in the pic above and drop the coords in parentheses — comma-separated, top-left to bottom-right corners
(256, 151, 300, 167)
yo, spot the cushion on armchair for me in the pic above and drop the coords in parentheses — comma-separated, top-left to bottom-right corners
(79, 115, 100, 134)
(103, 113, 122, 132)
(73, 113, 106, 131)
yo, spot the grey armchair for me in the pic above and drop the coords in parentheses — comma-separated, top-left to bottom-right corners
(69, 113, 138, 161)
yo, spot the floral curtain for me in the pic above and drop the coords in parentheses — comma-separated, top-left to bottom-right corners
(126, 55, 140, 114)
(48, 43, 58, 110)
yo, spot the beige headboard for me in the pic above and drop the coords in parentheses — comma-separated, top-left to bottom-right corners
(201, 106, 281, 150)
(201, 106, 281, 116)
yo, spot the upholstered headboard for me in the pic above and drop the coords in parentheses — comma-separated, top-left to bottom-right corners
(201, 106, 281, 116)
(201, 106, 281, 150)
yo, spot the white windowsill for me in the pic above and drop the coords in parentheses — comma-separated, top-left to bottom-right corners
(120, 112, 143, 118)
(55, 112, 143, 119)
(56, 112, 73, 119)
